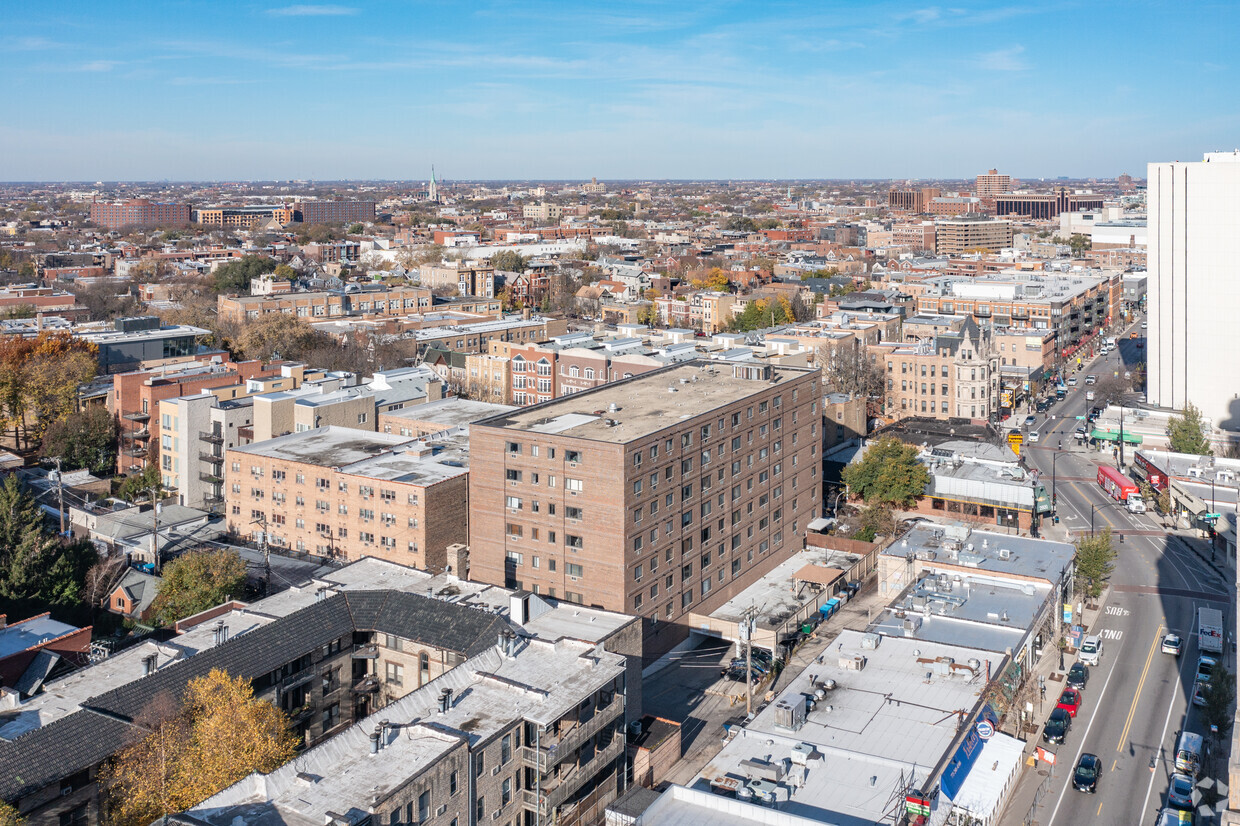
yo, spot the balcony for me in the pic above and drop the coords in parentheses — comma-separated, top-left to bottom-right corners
(521, 735, 624, 816)
(199, 452, 224, 464)
(352, 644, 379, 659)
(521, 696, 623, 772)
(203, 493, 223, 506)
(199, 431, 224, 444)
(125, 447, 148, 458)
(352, 675, 380, 694)
(123, 411, 150, 422)
(288, 705, 315, 725)
(123, 428, 150, 441)
(199, 472, 223, 484)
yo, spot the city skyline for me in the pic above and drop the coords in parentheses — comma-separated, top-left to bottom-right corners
(3, 1, 1238, 181)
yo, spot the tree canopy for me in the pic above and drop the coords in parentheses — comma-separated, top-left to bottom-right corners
(0, 332, 99, 450)
(818, 341, 885, 402)
(1074, 528, 1116, 600)
(841, 437, 930, 508)
(490, 250, 528, 273)
(0, 474, 97, 623)
(1168, 402, 1211, 455)
(212, 255, 278, 295)
(41, 406, 118, 475)
(100, 668, 297, 826)
(1201, 662, 1236, 738)
(149, 548, 248, 625)
(726, 297, 795, 332)
(230, 312, 330, 362)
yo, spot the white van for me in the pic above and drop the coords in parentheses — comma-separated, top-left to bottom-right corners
(1079, 635, 1102, 666)
(1175, 730, 1205, 777)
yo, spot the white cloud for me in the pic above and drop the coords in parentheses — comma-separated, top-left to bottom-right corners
(978, 45, 1028, 72)
(81, 60, 121, 72)
(266, 5, 358, 16)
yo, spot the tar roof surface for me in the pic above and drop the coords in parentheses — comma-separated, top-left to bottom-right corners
(477, 361, 811, 443)
(229, 426, 412, 466)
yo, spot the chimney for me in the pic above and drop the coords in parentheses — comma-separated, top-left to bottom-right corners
(506, 632, 518, 658)
(142, 654, 157, 676)
(369, 728, 380, 754)
(438, 687, 452, 714)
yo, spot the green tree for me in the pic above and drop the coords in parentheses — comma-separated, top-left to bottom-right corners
(347, 223, 364, 234)
(149, 549, 247, 625)
(118, 462, 162, 502)
(491, 250, 528, 273)
(0, 475, 96, 621)
(841, 437, 930, 508)
(1074, 528, 1116, 600)
(852, 503, 895, 543)
(1168, 402, 1211, 455)
(272, 263, 296, 280)
(212, 255, 278, 295)
(1201, 664, 1236, 739)
(41, 406, 119, 475)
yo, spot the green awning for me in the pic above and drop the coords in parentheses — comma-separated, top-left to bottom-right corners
(1090, 428, 1142, 445)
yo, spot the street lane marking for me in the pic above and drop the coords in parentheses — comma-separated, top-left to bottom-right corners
(1046, 632, 1128, 826)
(1117, 624, 1163, 752)
(1111, 759, 1117, 771)
(1097, 801, 1103, 816)
(1141, 612, 1197, 818)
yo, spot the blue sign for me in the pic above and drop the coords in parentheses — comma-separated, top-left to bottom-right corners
(976, 720, 995, 740)
(940, 704, 998, 801)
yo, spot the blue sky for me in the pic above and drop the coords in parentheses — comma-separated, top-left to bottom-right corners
(2, 1, 1237, 181)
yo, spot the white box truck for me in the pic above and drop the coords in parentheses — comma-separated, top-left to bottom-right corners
(1198, 607, 1224, 656)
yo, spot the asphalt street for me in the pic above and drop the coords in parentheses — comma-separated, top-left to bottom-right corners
(1017, 321, 1234, 825)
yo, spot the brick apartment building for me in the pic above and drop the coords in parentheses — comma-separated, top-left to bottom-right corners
(294, 199, 376, 224)
(934, 217, 1015, 256)
(892, 222, 937, 252)
(88, 198, 191, 230)
(418, 263, 496, 298)
(112, 358, 282, 474)
(217, 285, 432, 324)
(469, 360, 822, 657)
(224, 427, 469, 569)
(873, 317, 1000, 422)
(887, 187, 941, 213)
(994, 187, 1105, 220)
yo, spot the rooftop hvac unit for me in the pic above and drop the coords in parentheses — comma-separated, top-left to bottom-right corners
(773, 700, 806, 732)
(860, 633, 882, 650)
(791, 743, 815, 765)
(998, 548, 1012, 560)
(840, 655, 867, 671)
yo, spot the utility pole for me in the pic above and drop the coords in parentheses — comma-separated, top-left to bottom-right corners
(740, 604, 758, 716)
(149, 487, 160, 575)
(52, 457, 65, 537)
(251, 514, 271, 594)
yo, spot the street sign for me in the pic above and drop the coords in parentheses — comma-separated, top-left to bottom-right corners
(905, 796, 931, 817)
(1203, 513, 1222, 521)
(1036, 746, 1057, 765)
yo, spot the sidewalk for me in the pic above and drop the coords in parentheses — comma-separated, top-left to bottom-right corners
(997, 588, 1111, 826)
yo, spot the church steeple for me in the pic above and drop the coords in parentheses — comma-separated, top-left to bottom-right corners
(427, 166, 438, 203)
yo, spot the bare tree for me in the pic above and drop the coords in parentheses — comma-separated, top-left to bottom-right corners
(817, 341, 885, 404)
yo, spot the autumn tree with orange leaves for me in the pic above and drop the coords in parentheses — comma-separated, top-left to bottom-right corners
(99, 669, 297, 826)
(0, 332, 99, 450)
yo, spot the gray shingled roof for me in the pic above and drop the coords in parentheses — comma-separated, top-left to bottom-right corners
(0, 590, 508, 802)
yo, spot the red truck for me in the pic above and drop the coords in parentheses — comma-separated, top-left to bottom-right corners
(1097, 466, 1146, 513)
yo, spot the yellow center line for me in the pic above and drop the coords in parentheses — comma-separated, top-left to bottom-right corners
(1117, 624, 1164, 751)
(1112, 759, 1118, 771)
(1097, 801, 1104, 816)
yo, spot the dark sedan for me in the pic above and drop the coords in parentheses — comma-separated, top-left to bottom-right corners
(1066, 662, 1089, 690)
(1042, 707, 1071, 744)
(1072, 753, 1100, 793)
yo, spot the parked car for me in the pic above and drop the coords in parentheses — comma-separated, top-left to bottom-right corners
(1086, 375, 1097, 385)
(728, 657, 769, 675)
(1072, 753, 1100, 793)
(1155, 806, 1195, 825)
(1066, 662, 1089, 690)
(1078, 635, 1103, 666)
(1196, 655, 1217, 684)
(1192, 681, 1208, 707)
(1056, 688, 1082, 718)
(1162, 634, 1183, 656)
(1042, 707, 1071, 744)
(1036, 400, 1050, 413)
(722, 664, 764, 683)
(1068, 377, 1078, 387)
(1024, 415, 1037, 427)
(1167, 772, 1196, 810)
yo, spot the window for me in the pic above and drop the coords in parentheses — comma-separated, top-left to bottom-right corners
(506, 496, 522, 510)
(501, 777, 512, 808)
(386, 662, 404, 686)
(566, 506, 582, 520)
(505, 469, 522, 482)
(321, 702, 340, 729)
(450, 770, 458, 796)
(59, 805, 88, 826)
(418, 791, 431, 823)
(567, 563, 584, 578)
(565, 478, 583, 492)
(565, 450, 581, 463)
(501, 733, 513, 764)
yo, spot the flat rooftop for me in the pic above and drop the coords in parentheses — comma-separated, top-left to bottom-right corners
(693, 630, 990, 825)
(0, 616, 80, 661)
(381, 396, 516, 429)
(228, 426, 411, 467)
(884, 522, 1074, 585)
(337, 431, 470, 486)
(477, 361, 813, 444)
(186, 640, 625, 826)
(871, 571, 1048, 652)
(710, 547, 863, 634)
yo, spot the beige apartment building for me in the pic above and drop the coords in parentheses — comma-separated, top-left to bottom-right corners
(225, 427, 469, 569)
(875, 317, 999, 422)
(468, 361, 822, 657)
(217, 285, 433, 324)
(418, 263, 496, 298)
(934, 217, 1014, 256)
